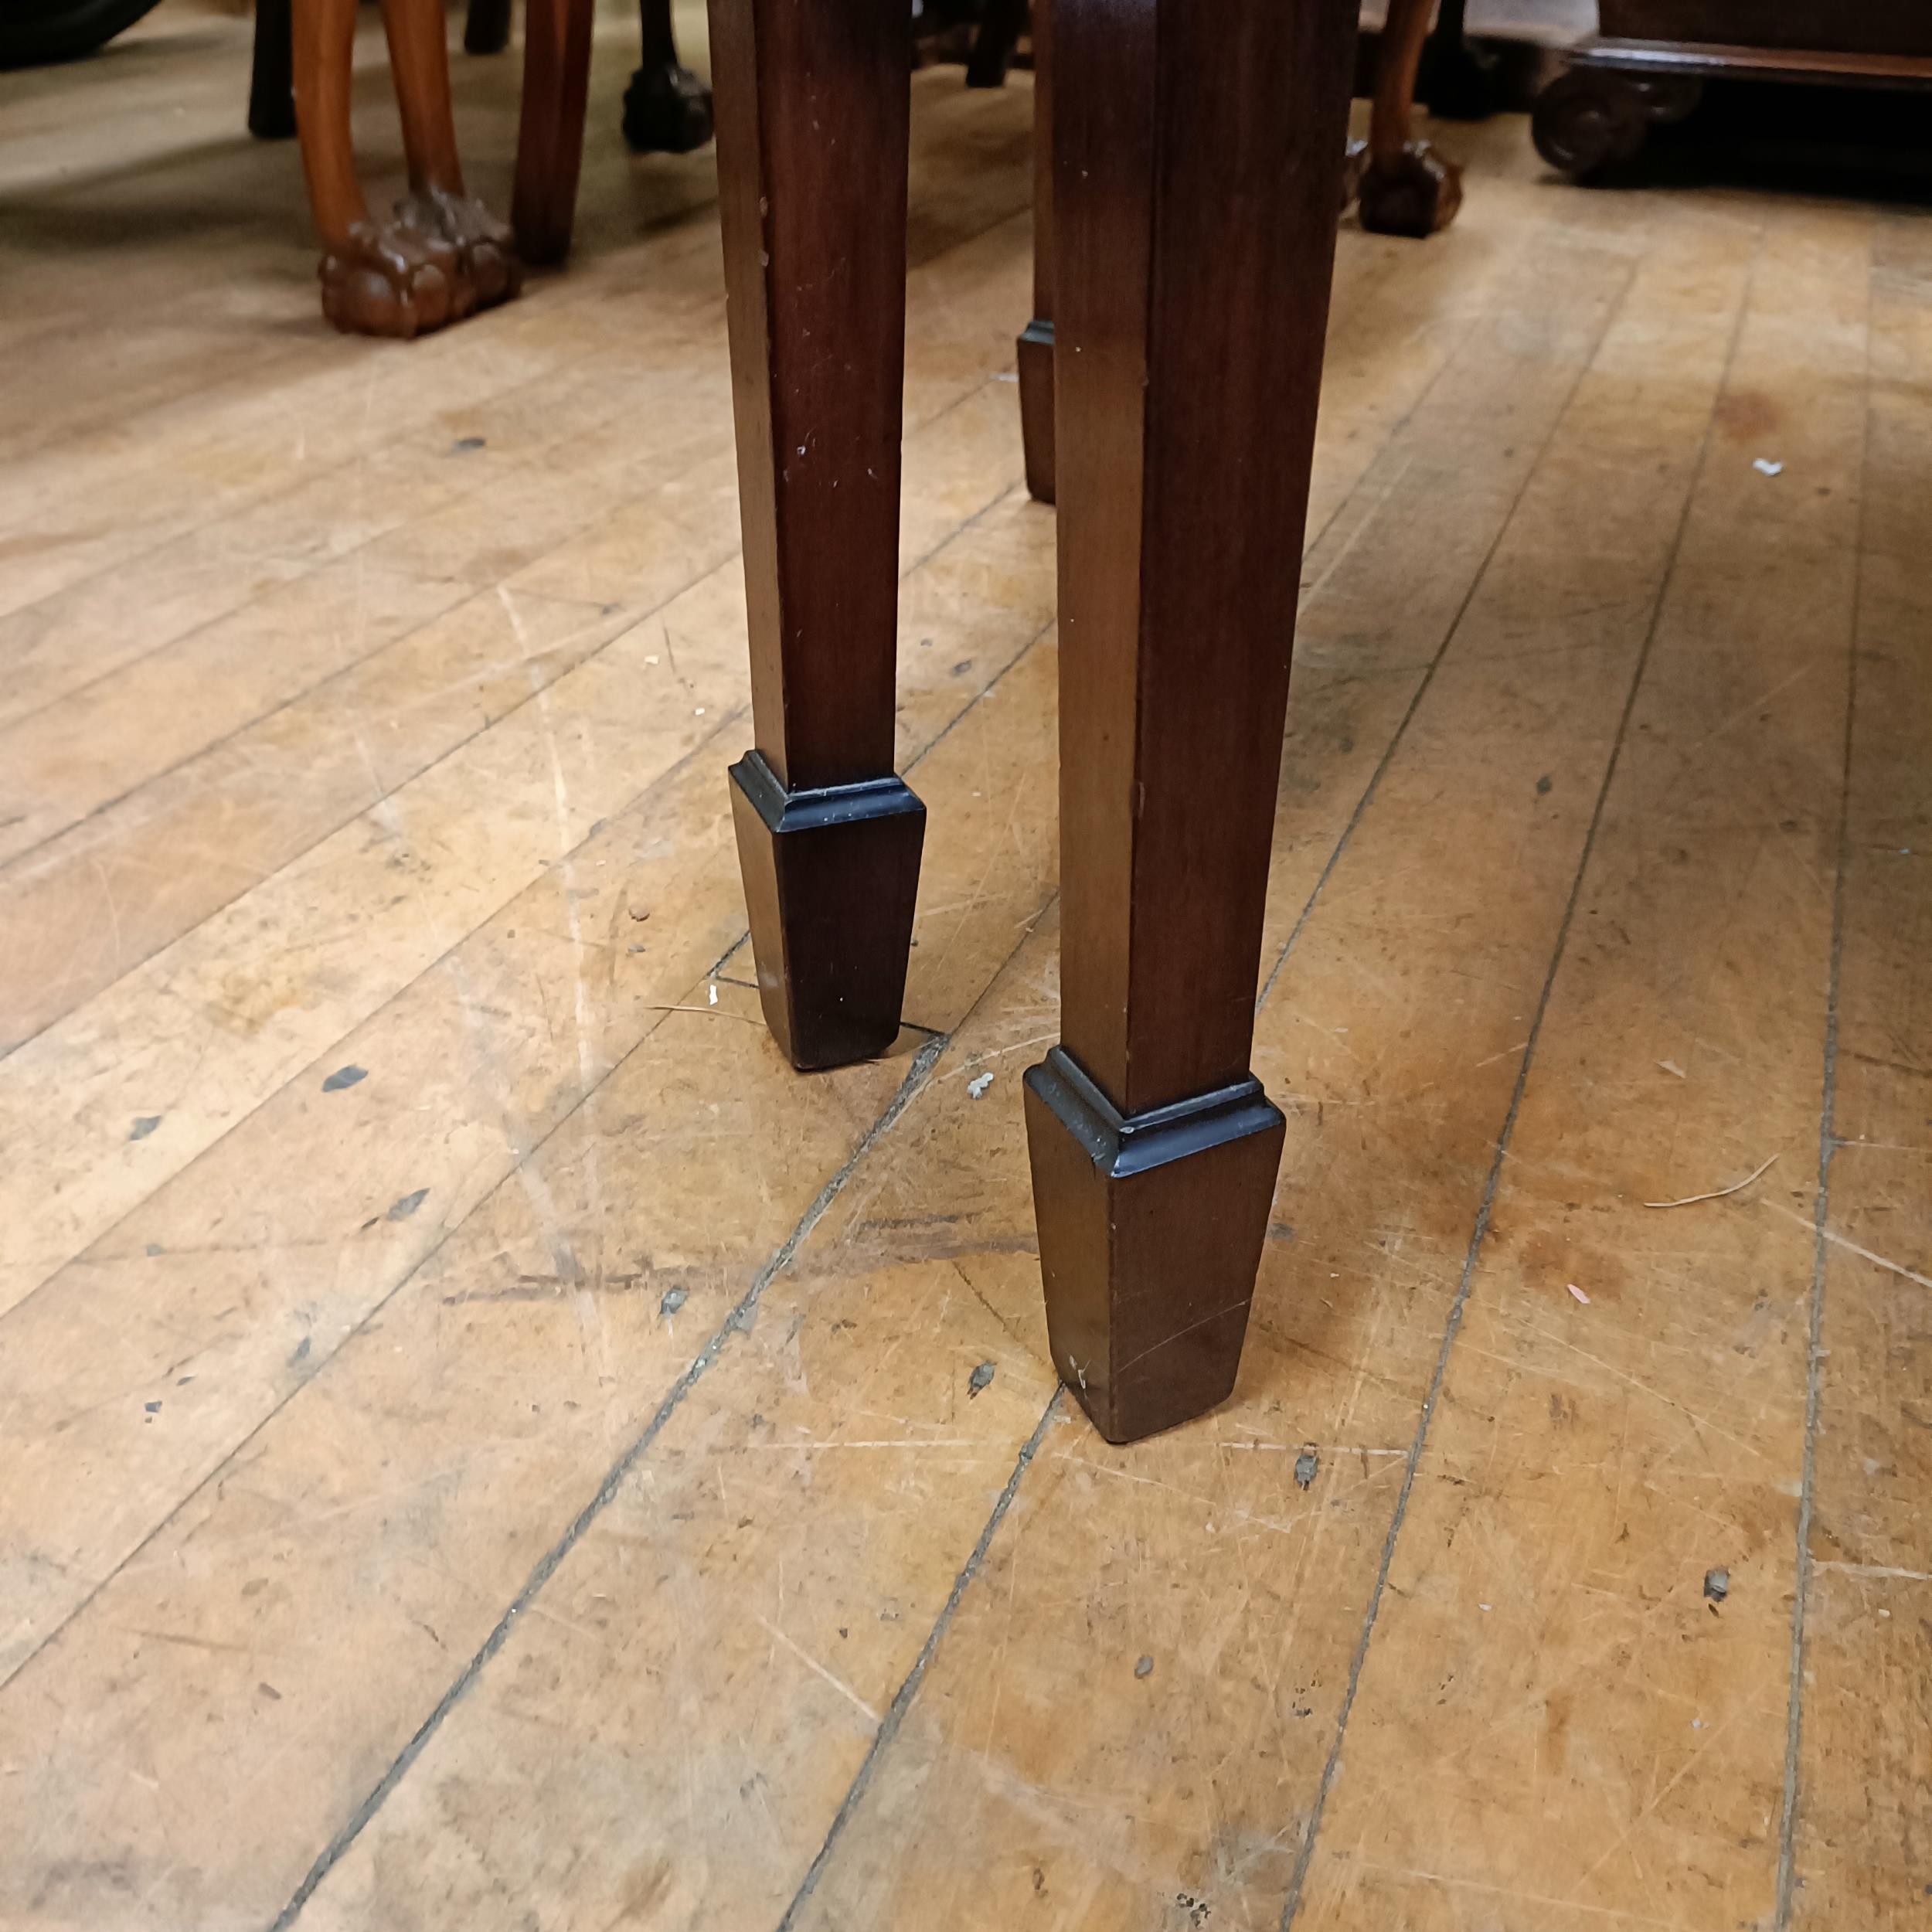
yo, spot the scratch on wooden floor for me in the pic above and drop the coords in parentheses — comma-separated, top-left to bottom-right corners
(753, 1613, 883, 1726)
(1763, 1198, 1932, 1291)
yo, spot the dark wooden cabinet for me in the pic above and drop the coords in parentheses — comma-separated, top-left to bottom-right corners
(1598, 1, 1932, 59)
(1535, 0, 1932, 177)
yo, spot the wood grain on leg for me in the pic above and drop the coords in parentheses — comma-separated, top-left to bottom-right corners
(1015, 0, 1055, 504)
(710, 0, 923, 1072)
(1354, 0, 1464, 236)
(1026, 0, 1356, 1443)
(512, 0, 596, 264)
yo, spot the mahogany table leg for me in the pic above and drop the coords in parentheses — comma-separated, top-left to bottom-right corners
(1015, 0, 1055, 505)
(1025, 0, 1355, 1444)
(1353, 0, 1464, 236)
(710, 0, 923, 1073)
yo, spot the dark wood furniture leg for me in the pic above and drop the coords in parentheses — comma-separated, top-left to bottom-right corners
(1351, 0, 1464, 236)
(1420, 0, 1499, 120)
(1015, 0, 1054, 505)
(710, 0, 923, 1073)
(1024, 0, 1355, 1444)
(966, 0, 1029, 87)
(624, 0, 716, 153)
(513, 0, 596, 264)
(464, 0, 515, 57)
(249, 0, 297, 139)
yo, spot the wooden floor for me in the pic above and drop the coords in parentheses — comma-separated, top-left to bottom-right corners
(4, 8, 1930, 1929)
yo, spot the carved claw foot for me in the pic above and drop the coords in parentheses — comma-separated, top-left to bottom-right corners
(319, 219, 459, 338)
(318, 191, 521, 340)
(395, 187, 523, 314)
(621, 60, 715, 154)
(1356, 141, 1464, 237)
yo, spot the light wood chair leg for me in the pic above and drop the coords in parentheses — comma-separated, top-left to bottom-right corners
(1024, 0, 1357, 1444)
(710, 0, 923, 1073)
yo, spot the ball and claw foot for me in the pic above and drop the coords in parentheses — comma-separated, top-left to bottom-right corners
(396, 187, 522, 313)
(1355, 141, 1464, 238)
(622, 62, 715, 154)
(318, 193, 521, 340)
(319, 220, 457, 338)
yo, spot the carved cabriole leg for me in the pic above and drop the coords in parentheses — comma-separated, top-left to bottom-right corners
(512, 0, 596, 264)
(710, 0, 923, 1073)
(624, 0, 716, 154)
(1015, 0, 1055, 505)
(294, 0, 520, 337)
(1025, 0, 1355, 1444)
(294, 0, 451, 338)
(1354, 0, 1463, 237)
(383, 0, 521, 310)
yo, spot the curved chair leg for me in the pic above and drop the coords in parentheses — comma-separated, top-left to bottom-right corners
(710, 0, 923, 1072)
(1352, 0, 1463, 237)
(294, 0, 450, 337)
(513, 0, 596, 264)
(1015, 0, 1054, 504)
(294, 0, 519, 337)
(1026, 0, 1356, 1443)
(624, 0, 716, 153)
(383, 0, 522, 308)
(249, 0, 297, 139)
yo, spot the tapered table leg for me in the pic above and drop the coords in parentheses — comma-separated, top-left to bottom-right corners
(710, 0, 923, 1073)
(1025, 0, 1356, 1444)
(1015, 0, 1055, 504)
